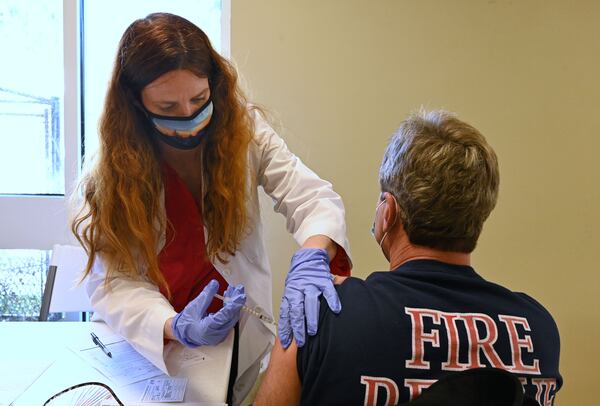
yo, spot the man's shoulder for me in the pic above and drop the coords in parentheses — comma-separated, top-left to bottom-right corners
(330, 276, 370, 310)
(512, 291, 560, 330)
(334, 272, 391, 297)
(319, 272, 398, 323)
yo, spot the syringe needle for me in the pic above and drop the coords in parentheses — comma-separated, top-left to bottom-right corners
(214, 293, 277, 326)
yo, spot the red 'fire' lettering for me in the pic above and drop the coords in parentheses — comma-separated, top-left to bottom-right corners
(440, 312, 467, 371)
(498, 315, 540, 374)
(404, 378, 436, 400)
(460, 313, 507, 369)
(360, 376, 399, 406)
(405, 308, 441, 369)
(531, 378, 557, 406)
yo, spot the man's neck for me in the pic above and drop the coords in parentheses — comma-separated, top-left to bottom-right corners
(387, 232, 471, 270)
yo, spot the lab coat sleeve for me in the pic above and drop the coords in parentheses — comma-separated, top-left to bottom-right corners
(87, 257, 177, 374)
(251, 110, 352, 260)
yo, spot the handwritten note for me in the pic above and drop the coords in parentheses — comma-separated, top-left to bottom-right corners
(180, 347, 212, 368)
(141, 377, 187, 402)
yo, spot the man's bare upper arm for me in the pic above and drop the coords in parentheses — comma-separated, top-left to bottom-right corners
(254, 339, 302, 406)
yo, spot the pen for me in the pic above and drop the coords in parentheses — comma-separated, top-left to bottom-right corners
(91, 332, 113, 358)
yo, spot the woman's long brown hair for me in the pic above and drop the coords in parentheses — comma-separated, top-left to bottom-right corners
(72, 13, 253, 293)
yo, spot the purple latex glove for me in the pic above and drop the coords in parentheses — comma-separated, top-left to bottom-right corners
(278, 248, 341, 348)
(172, 279, 246, 348)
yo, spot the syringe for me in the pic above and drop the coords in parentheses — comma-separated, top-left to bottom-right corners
(214, 293, 278, 327)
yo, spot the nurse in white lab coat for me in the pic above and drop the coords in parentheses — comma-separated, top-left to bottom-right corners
(72, 13, 352, 405)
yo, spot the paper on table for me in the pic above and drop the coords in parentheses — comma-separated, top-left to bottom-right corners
(0, 358, 54, 406)
(76, 339, 164, 386)
(12, 347, 118, 406)
(141, 377, 187, 402)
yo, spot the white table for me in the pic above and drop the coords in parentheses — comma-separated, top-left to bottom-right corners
(0, 321, 234, 405)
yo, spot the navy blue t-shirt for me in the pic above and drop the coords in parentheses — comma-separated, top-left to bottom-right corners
(297, 260, 562, 406)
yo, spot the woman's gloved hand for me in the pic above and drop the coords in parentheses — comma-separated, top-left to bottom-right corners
(172, 279, 246, 348)
(278, 248, 341, 349)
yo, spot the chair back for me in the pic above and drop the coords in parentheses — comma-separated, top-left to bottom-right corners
(39, 244, 92, 321)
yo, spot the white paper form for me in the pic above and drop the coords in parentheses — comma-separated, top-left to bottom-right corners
(141, 377, 187, 402)
(0, 358, 54, 406)
(77, 339, 164, 386)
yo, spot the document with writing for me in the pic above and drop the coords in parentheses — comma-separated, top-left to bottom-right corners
(180, 346, 212, 368)
(75, 339, 164, 386)
(141, 377, 187, 402)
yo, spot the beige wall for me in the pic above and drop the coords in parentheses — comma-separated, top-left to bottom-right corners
(231, 1, 600, 404)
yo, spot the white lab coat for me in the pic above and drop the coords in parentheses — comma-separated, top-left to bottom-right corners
(86, 109, 352, 404)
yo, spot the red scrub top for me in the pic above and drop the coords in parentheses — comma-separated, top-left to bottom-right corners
(158, 164, 228, 314)
(330, 248, 351, 277)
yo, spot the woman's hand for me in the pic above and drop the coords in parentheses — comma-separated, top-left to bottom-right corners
(278, 247, 341, 349)
(170, 279, 246, 347)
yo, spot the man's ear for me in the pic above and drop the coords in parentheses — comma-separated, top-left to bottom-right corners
(382, 192, 398, 231)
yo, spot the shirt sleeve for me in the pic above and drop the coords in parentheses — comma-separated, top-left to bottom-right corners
(250, 109, 352, 267)
(296, 284, 345, 406)
(296, 292, 331, 384)
(87, 256, 178, 374)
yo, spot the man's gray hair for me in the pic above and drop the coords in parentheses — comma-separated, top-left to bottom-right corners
(379, 109, 499, 253)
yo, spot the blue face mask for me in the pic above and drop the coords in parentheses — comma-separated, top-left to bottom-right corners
(146, 99, 213, 150)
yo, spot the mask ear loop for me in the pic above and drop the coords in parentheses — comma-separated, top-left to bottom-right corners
(125, 88, 156, 130)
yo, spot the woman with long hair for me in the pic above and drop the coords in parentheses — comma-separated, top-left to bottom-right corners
(72, 13, 351, 404)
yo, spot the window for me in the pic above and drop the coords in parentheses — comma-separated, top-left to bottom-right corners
(0, 0, 227, 319)
(0, 249, 51, 321)
(0, 1, 64, 196)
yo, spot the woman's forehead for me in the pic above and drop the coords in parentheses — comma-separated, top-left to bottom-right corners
(143, 69, 209, 100)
